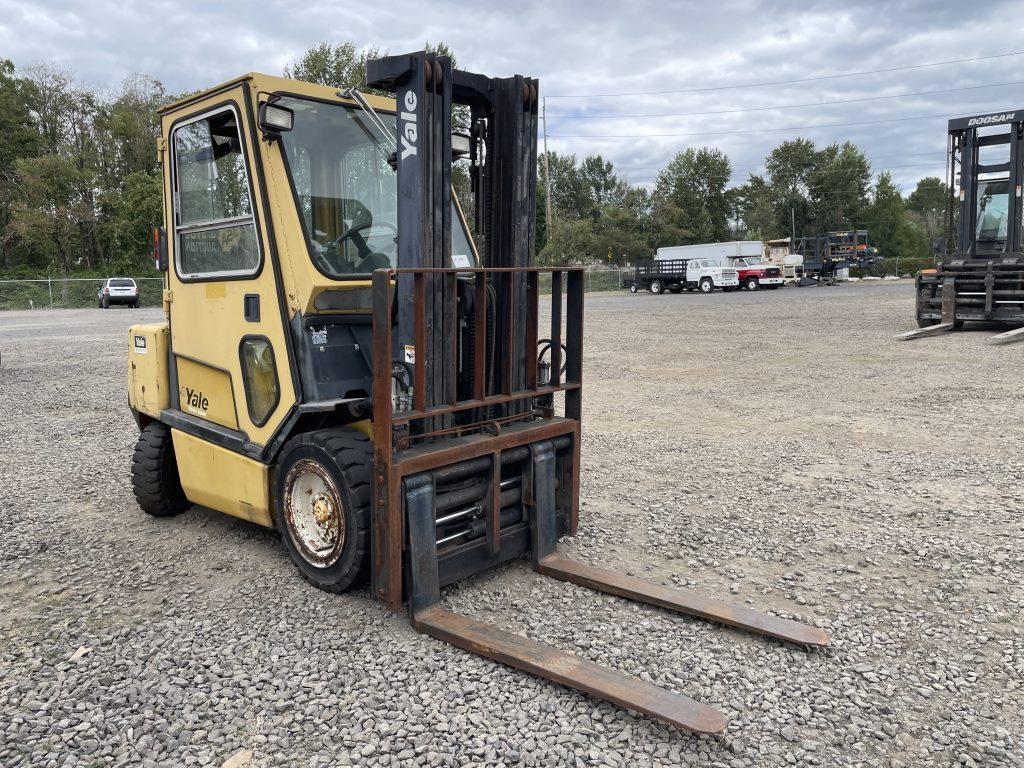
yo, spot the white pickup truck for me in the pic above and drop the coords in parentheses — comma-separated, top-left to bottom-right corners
(686, 259, 739, 293)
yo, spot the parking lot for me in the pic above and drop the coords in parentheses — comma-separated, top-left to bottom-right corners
(1, 281, 1021, 767)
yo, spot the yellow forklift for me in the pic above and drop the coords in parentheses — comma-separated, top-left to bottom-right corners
(127, 52, 828, 734)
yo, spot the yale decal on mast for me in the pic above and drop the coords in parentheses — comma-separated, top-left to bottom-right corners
(400, 91, 418, 160)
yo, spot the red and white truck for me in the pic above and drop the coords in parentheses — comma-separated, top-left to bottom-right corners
(655, 241, 784, 290)
(727, 257, 784, 291)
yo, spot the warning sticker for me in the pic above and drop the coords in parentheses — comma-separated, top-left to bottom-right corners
(133, 335, 148, 355)
(404, 344, 415, 364)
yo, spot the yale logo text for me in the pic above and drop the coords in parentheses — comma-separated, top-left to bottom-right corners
(400, 91, 418, 160)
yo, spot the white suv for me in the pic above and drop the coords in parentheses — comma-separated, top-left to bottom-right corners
(98, 278, 140, 308)
(686, 259, 739, 293)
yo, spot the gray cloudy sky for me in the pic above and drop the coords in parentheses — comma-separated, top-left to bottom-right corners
(3, 0, 1023, 192)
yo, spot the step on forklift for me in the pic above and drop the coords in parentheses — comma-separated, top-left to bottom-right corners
(126, 52, 828, 734)
(897, 109, 1024, 343)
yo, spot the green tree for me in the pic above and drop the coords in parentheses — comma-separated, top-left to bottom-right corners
(285, 42, 385, 91)
(538, 218, 598, 266)
(807, 141, 871, 233)
(540, 151, 592, 221)
(865, 172, 927, 265)
(101, 171, 163, 268)
(764, 138, 817, 238)
(0, 59, 41, 270)
(906, 176, 949, 247)
(653, 147, 732, 243)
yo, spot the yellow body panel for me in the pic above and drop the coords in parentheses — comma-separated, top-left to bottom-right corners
(175, 357, 239, 430)
(128, 324, 170, 418)
(161, 82, 297, 446)
(170, 429, 273, 527)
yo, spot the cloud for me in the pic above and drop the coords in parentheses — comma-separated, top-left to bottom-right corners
(1, 0, 1021, 192)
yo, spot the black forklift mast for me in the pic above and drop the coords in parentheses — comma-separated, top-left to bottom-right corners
(366, 52, 539, 411)
(362, 52, 828, 734)
(947, 110, 1024, 259)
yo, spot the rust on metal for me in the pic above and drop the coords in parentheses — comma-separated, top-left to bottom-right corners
(413, 272, 426, 413)
(525, 272, 538, 390)
(537, 553, 830, 647)
(412, 606, 729, 734)
(549, 271, 562, 387)
(472, 271, 487, 400)
(369, 267, 585, 609)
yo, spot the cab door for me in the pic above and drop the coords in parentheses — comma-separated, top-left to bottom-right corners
(165, 90, 296, 449)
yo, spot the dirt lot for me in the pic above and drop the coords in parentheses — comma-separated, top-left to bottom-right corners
(1, 283, 1021, 767)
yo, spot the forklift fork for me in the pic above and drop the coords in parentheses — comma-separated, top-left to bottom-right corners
(403, 440, 828, 734)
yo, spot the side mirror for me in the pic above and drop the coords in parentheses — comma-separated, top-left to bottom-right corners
(153, 226, 168, 272)
(258, 102, 294, 140)
(452, 132, 470, 161)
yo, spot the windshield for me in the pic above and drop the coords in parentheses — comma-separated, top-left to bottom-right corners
(976, 178, 1009, 243)
(277, 96, 477, 278)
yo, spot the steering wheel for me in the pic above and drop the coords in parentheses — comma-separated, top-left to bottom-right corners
(314, 221, 398, 274)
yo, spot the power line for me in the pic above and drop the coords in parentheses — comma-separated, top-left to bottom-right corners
(548, 110, 983, 139)
(618, 159, 945, 174)
(546, 80, 1024, 120)
(545, 51, 1024, 98)
(613, 149, 948, 171)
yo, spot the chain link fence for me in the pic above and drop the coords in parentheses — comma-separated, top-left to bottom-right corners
(0, 277, 164, 311)
(537, 266, 628, 295)
(1, 268, 631, 311)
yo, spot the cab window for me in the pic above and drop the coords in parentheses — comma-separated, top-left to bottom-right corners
(172, 106, 260, 278)
(277, 95, 477, 277)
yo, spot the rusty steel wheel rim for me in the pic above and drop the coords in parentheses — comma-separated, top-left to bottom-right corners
(283, 459, 346, 568)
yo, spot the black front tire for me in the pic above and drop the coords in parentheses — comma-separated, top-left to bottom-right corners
(629, 284, 638, 293)
(745, 278, 759, 291)
(132, 422, 190, 517)
(274, 429, 373, 594)
(699, 278, 714, 294)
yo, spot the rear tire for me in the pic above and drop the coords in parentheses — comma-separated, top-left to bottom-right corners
(274, 428, 372, 593)
(649, 280, 664, 295)
(132, 422, 189, 517)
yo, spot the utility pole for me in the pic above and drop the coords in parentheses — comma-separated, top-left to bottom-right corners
(542, 97, 553, 232)
(790, 206, 796, 245)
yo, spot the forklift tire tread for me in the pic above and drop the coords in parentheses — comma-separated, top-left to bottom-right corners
(131, 422, 190, 517)
(275, 428, 373, 594)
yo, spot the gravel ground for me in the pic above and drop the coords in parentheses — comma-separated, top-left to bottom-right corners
(1, 282, 1021, 768)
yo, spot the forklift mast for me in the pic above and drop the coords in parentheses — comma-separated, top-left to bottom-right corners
(352, 51, 827, 734)
(365, 53, 539, 415)
(947, 109, 1024, 259)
